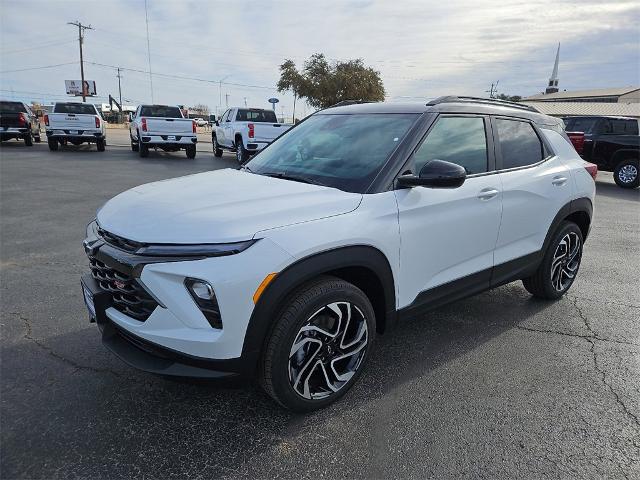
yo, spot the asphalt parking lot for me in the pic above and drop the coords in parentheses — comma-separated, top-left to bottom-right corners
(1, 138, 639, 479)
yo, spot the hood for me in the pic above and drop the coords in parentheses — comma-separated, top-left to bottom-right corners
(97, 169, 362, 243)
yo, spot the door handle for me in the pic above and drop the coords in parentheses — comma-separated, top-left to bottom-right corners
(552, 176, 568, 186)
(477, 188, 499, 200)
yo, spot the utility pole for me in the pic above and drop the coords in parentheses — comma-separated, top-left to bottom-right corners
(67, 21, 93, 102)
(144, 0, 154, 102)
(225, 93, 230, 108)
(486, 80, 499, 99)
(116, 67, 123, 108)
(243, 97, 247, 107)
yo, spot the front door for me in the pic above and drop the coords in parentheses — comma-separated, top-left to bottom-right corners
(395, 115, 502, 309)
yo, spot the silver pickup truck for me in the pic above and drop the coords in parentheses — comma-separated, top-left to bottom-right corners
(212, 107, 293, 163)
(129, 104, 197, 158)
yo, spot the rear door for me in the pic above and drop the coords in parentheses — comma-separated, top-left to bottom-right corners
(492, 116, 571, 281)
(223, 109, 236, 146)
(395, 114, 503, 308)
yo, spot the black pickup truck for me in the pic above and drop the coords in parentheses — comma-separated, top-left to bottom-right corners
(0, 101, 41, 146)
(564, 116, 639, 188)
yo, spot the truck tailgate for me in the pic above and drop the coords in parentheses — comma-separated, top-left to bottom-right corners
(253, 123, 291, 142)
(146, 118, 193, 134)
(0, 113, 24, 128)
(49, 113, 96, 130)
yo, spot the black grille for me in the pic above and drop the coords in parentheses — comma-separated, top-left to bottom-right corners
(97, 227, 145, 253)
(89, 256, 158, 321)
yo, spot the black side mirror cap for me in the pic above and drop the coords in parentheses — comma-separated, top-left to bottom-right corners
(397, 159, 467, 189)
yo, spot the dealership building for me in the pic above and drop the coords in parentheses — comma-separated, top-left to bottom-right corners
(523, 87, 640, 119)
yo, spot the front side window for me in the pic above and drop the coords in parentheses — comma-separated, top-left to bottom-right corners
(412, 116, 488, 175)
(246, 113, 419, 193)
(496, 119, 543, 169)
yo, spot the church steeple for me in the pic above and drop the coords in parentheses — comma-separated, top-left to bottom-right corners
(546, 43, 560, 94)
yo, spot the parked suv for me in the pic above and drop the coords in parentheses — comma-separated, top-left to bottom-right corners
(82, 97, 596, 411)
(563, 116, 639, 188)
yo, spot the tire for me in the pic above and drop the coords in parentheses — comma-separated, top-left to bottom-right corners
(259, 275, 375, 412)
(24, 133, 33, 147)
(185, 144, 196, 159)
(96, 139, 106, 152)
(523, 221, 584, 299)
(613, 158, 639, 189)
(47, 137, 58, 151)
(212, 135, 223, 157)
(130, 135, 139, 152)
(34, 134, 41, 143)
(235, 138, 249, 164)
(139, 143, 149, 158)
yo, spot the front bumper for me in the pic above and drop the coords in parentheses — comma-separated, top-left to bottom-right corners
(82, 225, 293, 376)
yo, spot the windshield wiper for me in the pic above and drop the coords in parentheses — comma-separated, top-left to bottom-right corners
(260, 172, 326, 187)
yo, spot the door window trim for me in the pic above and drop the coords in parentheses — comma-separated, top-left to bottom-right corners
(491, 115, 556, 174)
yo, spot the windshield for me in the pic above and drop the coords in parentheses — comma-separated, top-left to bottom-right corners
(245, 113, 419, 193)
(53, 103, 97, 114)
(563, 117, 598, 134)
(140, 105, 183, 118)
(0, 101, 26, 113)
(236, 109, 277, 123)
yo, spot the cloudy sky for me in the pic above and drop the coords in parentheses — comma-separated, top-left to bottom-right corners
(1, 0, 638, 118)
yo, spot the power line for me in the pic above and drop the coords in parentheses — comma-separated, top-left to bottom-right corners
(1, 39, 77, 55)
(0, 61, 79, 74)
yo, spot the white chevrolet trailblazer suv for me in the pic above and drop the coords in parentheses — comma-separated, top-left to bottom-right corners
(82, 97, 596, 411)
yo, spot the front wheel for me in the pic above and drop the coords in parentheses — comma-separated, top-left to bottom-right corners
(523, 221, 583, 299)
(613, 158, 639, 189)
(130, 134, 139, 152)
(47, 137, 58, 151)
(34, 134, 41, 143)
(259, 276, 375, 412)
(185, 145, 196, 159)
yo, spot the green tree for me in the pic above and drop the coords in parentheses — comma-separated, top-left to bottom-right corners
(277, 53, 385, 110)
(496, 93, 522, 102)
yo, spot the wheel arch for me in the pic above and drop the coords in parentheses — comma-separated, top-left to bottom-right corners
(241, 245, 396, 372)
(543, 197, 593, 253)
(611, 149, 640, 167)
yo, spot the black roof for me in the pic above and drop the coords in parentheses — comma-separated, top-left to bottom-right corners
(319, 96, 561, 126)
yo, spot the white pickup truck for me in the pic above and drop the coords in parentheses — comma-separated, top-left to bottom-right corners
(129, 104, 197, 158)
(212, 107, 293, 163)
(45, 102, 106, 151)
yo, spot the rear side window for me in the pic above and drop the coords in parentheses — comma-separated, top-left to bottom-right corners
(412, 116, 488, 174)
(496, 119, 543, 169)
(53, 103, 97, 114)
(139, 105, 183, 118)
(236, 109, 277, 123)
(0, 101, 26, 113)
(563, 117, 598, 134)
(604, 119, 639, 135)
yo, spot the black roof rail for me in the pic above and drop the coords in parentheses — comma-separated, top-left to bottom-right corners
(328, 100, 374, 108)
(426, 95, 539, 113)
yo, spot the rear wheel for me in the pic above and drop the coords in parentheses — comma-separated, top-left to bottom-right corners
(96, 138, 106, 152)
(24, 133, 33, 147)
(185, 144, 196, 159)
(259, 276, 375, 412)
(213, 136, 223, 157)
(235, 139, 249, 164)
(139, 143, 149, 158)
(523, 221, 583, 299)
(47, 137, 58, 151)
(613, 158, 639, 189)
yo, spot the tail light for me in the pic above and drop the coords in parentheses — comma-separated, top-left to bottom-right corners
(44, 114, 49, 126)
(248, 123, 255, 139)
(567, 131, 584, 156)
(141, 117, 147, 132)
(95, 116, 101, 128)
(17, 112, 26, 126)
(584, 162, 598, 181)
(192, 120, 197, 133)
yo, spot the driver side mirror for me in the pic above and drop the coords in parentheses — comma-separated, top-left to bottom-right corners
(397, 159, 466, 189)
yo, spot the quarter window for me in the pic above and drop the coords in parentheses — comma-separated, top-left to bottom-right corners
(496, 119, 543, 169)
(412, 116, 488, 174)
